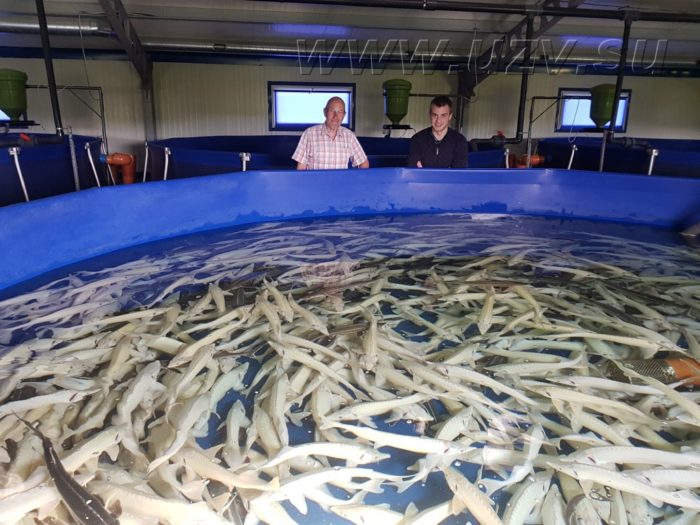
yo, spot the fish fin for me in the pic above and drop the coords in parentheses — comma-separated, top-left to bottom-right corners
(289, 492, 308, 515)
(358, 416, 376, 428)
(105, 443, 120, 462)
(579, 479, 594, 495)
(107, 499, 122, 518)
(404, 502, 418, 519)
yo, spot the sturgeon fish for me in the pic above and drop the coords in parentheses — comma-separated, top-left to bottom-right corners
(17, 415, 120, 525)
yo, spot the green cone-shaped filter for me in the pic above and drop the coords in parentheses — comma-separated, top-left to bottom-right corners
(589, 83, 616, 128)
(383, 79, 412, 126)
(0, 69, 28, 120)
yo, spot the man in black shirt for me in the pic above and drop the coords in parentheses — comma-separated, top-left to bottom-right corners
(407, 96, 468, 168)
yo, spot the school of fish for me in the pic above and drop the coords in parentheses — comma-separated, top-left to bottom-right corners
(0, 214, 698, 525)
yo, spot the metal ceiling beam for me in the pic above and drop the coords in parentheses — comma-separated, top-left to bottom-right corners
(97, 0, 156, 141)
(97, 0, 152, 86)
(459, 0, 588, 95)
(251, 0, 700, 23)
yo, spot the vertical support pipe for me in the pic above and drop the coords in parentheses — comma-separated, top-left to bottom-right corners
(598, 129, 609, 172)
(526, 93, 537, 168)
(455, 95, 465, 135)
(608, 17, 633, 137)
(97, 87, 108, 154)
(35, 0, 64, 136)
(599, 15, 633, 172)
(515, 15, 534, 142)
(67, 128, 80, 191)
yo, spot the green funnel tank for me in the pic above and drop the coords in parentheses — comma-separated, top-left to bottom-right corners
(0, 69, 28, 121)
(383, 79, 412, 126)
(589, 83, 616, 128)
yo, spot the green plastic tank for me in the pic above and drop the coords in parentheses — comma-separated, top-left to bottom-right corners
(383, 79, 412, 126)
(0, 69, 28, 120)
(589, 83, 616, 128)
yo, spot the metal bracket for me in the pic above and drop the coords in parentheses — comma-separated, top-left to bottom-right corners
(97, 0, 152, 87)
(459, 0, 588, 95)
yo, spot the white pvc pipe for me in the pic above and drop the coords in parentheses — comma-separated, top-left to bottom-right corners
(85, 143, 102, 188)
(142, 141, 149, 182)
(567, 145, 578, 170)
(164, 147, 171, 181)
(9, 147, 29, 202)
(240, 152, 251, 172)
(101, 141, 116, 185)
(647, 149, 659, 176)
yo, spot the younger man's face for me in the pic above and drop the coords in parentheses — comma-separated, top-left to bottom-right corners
(430, 104, 452, 135)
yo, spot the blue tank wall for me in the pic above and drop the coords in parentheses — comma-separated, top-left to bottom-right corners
(537, 137, 700, 177)
(1, 167, 699, 292)
(147, 135, 504, 180)
(0, 134, 106, 206)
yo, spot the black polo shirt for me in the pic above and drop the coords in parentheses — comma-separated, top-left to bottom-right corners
(407, 127, 469, 168)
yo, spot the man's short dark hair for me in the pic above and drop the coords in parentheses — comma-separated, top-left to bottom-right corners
(430, 96, 453, 111)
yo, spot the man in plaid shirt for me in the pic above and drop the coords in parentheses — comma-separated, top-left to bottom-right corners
(292, 97, 370, 170)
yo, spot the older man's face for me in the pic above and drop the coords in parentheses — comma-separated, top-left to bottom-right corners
(324, 100, 346, 132)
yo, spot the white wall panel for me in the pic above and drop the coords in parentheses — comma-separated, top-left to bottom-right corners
(0, 58, 144, 155)
(466, 72, 700, 140)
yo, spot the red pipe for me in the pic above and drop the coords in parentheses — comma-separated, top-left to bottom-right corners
(105, 153, 136, 184)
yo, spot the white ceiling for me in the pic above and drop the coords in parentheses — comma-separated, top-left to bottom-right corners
(0, 0, 698, 67)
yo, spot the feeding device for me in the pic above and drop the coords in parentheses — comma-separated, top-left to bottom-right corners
(382, 79, 412, 135)
(0, 69, 28, 122)
(589, 83, 616, 129)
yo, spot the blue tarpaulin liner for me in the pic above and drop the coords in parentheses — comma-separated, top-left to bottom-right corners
(1, 167, 700, 292)
(147, 135, 504, 179)
(0, 134, 105, 206)
(537, 137, 700, 177)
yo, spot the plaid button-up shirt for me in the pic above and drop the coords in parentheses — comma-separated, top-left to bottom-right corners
(292, 124, 368, 170)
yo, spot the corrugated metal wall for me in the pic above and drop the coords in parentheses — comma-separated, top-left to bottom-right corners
(466, 73, 700, 140)
(0, 58, 144, 155)
(3, 57, 699, 158)
(154, 62, 457, 139)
